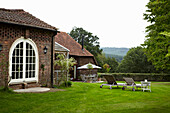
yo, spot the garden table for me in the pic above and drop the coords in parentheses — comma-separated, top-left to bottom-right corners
(85, 75, 96, 82)
(141, 81, 151, 92)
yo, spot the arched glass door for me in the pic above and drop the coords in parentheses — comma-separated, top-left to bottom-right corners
(9, 38, 38, 84)
(12, 42, 24, 79)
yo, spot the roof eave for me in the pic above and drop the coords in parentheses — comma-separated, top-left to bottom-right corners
(0, 21, 58, 32)
(69, 54, 94, 57)
(55, 42, 70, 52)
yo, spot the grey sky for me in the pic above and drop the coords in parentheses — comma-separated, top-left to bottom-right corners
(1, 0, 149, 48)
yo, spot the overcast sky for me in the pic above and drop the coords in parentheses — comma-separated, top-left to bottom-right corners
(1, 0, 150, 48)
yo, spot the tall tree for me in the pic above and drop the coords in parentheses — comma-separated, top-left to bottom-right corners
(69, 27, 102, 57)
(105, 57, 119, 73)
(96, 53, 118, 73)
(116, 47, 156, 73)
(143, 0, 170, 72)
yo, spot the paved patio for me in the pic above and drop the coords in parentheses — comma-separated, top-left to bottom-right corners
(14, 87, 50, 93)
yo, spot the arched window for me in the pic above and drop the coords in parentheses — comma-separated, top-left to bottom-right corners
(9, 37, 39, 84)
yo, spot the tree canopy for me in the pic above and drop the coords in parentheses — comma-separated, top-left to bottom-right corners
(96, 53, 118, 73)
(116, 47, 156, 73)
(143, 0, 170, 72)
(69, 27, 102, 57)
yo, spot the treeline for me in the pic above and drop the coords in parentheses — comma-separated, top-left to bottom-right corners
(105, 54, 123, 63)
(97, 46, 161, 73)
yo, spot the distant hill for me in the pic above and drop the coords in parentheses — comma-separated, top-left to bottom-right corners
(101, 47, 129, 62)
(101, 47, 129, 56)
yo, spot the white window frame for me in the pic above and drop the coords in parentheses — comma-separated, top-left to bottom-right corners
(9, 37, 39, 84)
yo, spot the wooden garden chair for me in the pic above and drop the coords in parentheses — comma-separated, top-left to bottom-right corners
(122, 77, 141, 91)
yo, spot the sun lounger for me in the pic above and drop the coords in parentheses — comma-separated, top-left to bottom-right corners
(122, 77, 141, 91)
(100, 75, 125, 89)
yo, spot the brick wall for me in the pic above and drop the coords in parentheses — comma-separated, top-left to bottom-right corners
(78, 57, 96, 66)
(79, 69, 98, 75)
(0, 23, 55, 88)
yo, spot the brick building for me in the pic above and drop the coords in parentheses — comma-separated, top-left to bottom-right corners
(55, 32, 97, 80)
(0, 8, 58, 88)
(0, 8, 98, 89)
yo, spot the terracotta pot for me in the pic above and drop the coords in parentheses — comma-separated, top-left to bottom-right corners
(87, 80, 92, 83)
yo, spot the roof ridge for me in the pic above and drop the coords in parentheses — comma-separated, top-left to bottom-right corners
(0, 8, 24, 12)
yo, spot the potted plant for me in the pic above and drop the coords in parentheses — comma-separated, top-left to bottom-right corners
(98, 74, 102, 81)
(87, 63, 93, 83)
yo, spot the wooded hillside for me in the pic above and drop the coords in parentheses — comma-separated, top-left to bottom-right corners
(101, 47, 129, 62)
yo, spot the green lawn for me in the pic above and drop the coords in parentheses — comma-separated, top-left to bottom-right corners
(0, 82, 170, 113)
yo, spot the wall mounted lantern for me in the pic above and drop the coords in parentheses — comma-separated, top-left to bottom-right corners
(43, 46, 48, 54)
(0, 44, 2, 52)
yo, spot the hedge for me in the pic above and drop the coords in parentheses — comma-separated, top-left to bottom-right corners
(98, 73, 170, 81)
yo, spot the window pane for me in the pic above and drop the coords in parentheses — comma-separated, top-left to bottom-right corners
(30, 50, 32, 56)
(16, 64, 19, 71)
(20, 57, 23, 63)
(12, 50, 15, 56)
(12, 72, 15, 79)
(26, 64, 28, 70)
(20, 42, 23, 48)
(33, 51, 35, 56)
(33, 64, 35, 70)
(12, 64, 15, 71)
(16, 57, 19, 63)
(26, 50, 28, 56)
(12, 57, 15, 63)
(30, 57, 32, 63)
(29, 64, 32, 70)
(33, 71, 35, 77)
(16, 49, 19, 56)
(20, 72, 23, 78)
(26, 57, 28, 63)
(26, 71, 28, 78)
(20, 49, 23, 56)
(16, 72, 19, 79)
(33, 57, 35, 63)
(29, 71, 31, 78)
(30, 45, 32, 49)
(26, 43, 29, 49)
(20, 64, 23, 71)
(16, 44, 19, 48)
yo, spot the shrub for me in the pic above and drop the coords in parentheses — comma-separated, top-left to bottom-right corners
(61, 81, 72, 87)
(66, 81, 72, 87)
(103, 63, 111, 73)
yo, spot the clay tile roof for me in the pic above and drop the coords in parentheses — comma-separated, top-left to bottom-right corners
(0, 8, 57, 31)
(55, 32, 94, 57)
